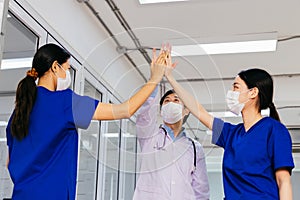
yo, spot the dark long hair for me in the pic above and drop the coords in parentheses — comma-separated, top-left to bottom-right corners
(238, 68, 280, 121)
(11, 43, 71, 140)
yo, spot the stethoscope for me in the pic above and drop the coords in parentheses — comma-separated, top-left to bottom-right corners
(153, 125, 168, 150)
(153, 125, 197, 173)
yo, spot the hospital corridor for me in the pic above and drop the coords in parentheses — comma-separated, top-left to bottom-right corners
(0, 0, 300, 199)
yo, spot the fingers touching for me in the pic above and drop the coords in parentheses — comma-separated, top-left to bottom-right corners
(152, 43, 176, 66)
(150, 43, 178, 80)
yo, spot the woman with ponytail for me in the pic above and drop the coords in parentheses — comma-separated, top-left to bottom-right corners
(11, 68, 38, 140)
(6, 43, 166, 200)
(163, 45, 294, 200)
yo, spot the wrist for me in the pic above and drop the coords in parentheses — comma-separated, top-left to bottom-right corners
(166, 74, 175, 82)
(148, 77, 160, 85)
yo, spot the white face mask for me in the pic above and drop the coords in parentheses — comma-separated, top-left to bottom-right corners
(161, 102, 183, 124)
(56, 65, 71, 91)
(226, 90, 246, 115)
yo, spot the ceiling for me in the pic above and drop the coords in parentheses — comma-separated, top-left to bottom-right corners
(86, 0, 300, 77)
(1, 0, 299, 149)
(82, 0, 300, 94)
(81, 0, 300, 137)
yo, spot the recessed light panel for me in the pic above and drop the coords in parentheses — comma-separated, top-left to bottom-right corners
(139, 0, 187, 4)
(171, 40, 277, 56)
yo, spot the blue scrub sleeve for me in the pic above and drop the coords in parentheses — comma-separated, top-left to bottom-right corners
(271, 123, 294, 172)
(212, 117, 234, 148)
(212, 118, 223, 145)
(71, 92, 99, 129)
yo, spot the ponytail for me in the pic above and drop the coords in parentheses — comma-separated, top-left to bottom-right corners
(11, 69, 38, 140)
(269, 102, 280, 122)
(238, 69, 281, 122)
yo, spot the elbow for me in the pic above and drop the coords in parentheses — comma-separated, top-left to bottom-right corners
(120, 107, 132, 119)
(277, 177, 292, 188)
(123, 112, 132, 119)
(121, 103, 137, 119)
(126, 109, 137, 118)
(276, 168, 292, 187)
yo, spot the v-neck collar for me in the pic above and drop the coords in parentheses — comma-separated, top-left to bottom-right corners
(243, 117, 268, 134)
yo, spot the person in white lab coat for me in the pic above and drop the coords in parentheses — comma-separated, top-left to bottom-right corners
(133, 85, 210, 200)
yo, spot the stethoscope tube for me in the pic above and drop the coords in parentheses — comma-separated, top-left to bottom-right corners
(155, 125, 197, 172)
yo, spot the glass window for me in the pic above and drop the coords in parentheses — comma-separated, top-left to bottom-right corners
(0, 0, 9, 61)
(1, 11, 38, 70)
(100, 120, 121, 200)
(0, 95, 15, 200)
(77, 80, 102, 200)
(0, 8, 39, 200)
(118, 119, 137, 200)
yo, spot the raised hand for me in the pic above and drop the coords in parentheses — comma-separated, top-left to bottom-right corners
(149, 48, 166, 84)
(163, 43, 177, 79)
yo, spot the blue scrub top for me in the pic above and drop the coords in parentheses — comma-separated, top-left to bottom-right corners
(6, 86, 99, 200)
(212, 117, 294, 200)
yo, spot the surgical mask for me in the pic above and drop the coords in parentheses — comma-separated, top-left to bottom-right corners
(56, 65, 71, 91)
(161, 102, 183, 124)
(226, 90, 246, 115)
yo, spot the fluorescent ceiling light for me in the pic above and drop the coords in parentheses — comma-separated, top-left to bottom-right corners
(1, 57, 33, 70)
(171, 39, 277, 56)
(139, 0, 187, 4)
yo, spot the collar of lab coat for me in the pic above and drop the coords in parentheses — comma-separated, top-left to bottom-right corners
(161, 124, 186, 141)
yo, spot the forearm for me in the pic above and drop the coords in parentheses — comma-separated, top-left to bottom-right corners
(93, 80, 158, 120)
(276, 169, 293, 200)
(93, 50, 165, 121)
(166, 75, 213, 129)
(124, 80, 158, 118)
(278, 180, 293, 200)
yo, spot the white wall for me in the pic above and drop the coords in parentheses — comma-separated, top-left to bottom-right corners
(18, 0, 146, 101)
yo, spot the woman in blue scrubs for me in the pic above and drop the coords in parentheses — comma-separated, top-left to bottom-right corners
(163, 47, 294, 199)
(6, 43, 166, 200)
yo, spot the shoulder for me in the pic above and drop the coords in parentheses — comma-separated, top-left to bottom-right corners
(262, 117, 288, 131)
(189, 139, 207, 159)
(61, 89, 86, 101)
(261, 117, 290, 140)
(213, 117, 243, 130)
(64, 88, 74, 94)
(192, 139, 202, 148)
(188, 138, 204, 152)
(58, 89, 76, 105)
(37, 87, 74, 97)
(62, 88, 74, 96)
